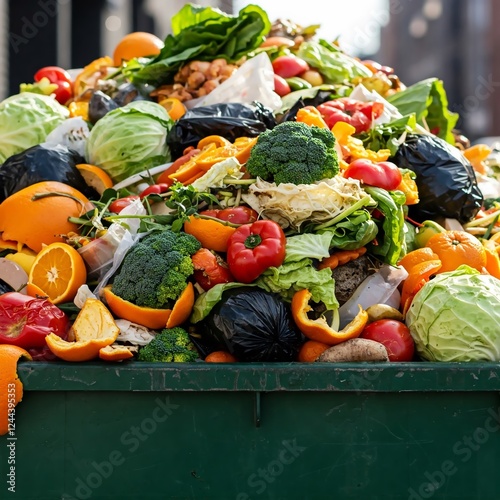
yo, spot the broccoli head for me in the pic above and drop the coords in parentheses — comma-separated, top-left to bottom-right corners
(111, 230, 201, 309)
(246, 121, 339, 185)
(138, 327, 199, 362)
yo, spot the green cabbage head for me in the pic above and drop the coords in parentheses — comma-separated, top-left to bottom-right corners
(85, 100, 173, 183)
(0, 92, 69, 163)
(406, 266, 500, 362)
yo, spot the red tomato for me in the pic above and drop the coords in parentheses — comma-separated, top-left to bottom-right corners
(34, 66, 72, 85)
(201, 206, 258, 225)
(52, 80, 73, 104)
(139, 183, 170, 199)
(272, 55, 310, 79)
(192, 248, 234, 291)
(344, 159, 402, 191)
(317, 98, 384, 134)
(109, 195, 140, 214)
(361, 319, 414, 362)
(273, 74, 291, 97)
(34, 66, 74, 104)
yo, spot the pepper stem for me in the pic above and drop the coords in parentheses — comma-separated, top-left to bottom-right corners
(244, 234, 262, 249)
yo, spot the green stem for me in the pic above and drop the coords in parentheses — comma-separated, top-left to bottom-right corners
(244, 234, 262, 249)
(31, 191, 86, 208)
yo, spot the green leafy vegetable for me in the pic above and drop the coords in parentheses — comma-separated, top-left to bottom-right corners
(132, 4, 271, 86)
(0, 92, 69, 163)
(284, 233, 332, 263)
(256, 259, 339, 311)
(85, 101, 173, 183)
(407, 266, 500, 362)
(296, 40, 372, 84)
(387, 78, 458, 145)
(358, 114, 417, 156)
(364, 186, 406, 266)
(318, 210, 379, 250)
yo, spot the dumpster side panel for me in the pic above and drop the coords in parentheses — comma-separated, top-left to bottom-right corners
(2, 390, 500, 500)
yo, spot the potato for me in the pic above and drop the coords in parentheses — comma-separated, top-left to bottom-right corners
(316, 338, 389, 363)
(366, 304, 404, 324)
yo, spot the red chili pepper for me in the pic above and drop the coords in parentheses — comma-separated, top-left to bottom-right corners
(201, 206, 258, 225)
(317, 98, 384, 134)
(227, 220, 286, 283)
(343, 159, 403, 191)
(139, 183, 170, 199)
(0, 292, 69, 349)
(192, 248, 234, 291)
(108, 195, 140, 214)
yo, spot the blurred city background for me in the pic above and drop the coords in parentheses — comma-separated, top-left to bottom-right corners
(0, 0, 498, 140)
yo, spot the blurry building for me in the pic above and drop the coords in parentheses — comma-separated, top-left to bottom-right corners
(377, 0, 499, 140)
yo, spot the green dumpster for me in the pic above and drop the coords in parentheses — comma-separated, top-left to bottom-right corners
(2, 362, 500, 500)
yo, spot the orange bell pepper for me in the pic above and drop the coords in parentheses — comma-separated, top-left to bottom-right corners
(296, 106, 329, 129)
(291, 289, 368, 345)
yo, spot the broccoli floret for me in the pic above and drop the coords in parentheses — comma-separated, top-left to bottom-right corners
(111, 230, 201, 309)
(246, 121, 339, 185)
(138, 327, 198, 363)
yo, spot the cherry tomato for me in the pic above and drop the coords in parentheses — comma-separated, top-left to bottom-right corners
(272, 55, 309, 79)
(361, 319, 415, 362)
(139, 183, 170, 199)
(273, 74, 291, 97)
(317, 98, 384, 134)
(52, 80, 73, 104)
(34, 66, 72, 85)
(109, 195, 140, 214)
(201, 206, 258, 225)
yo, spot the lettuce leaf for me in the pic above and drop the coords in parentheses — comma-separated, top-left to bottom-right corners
(256, 259, 339, 311)
(387, 78, 458, 145)
(132, 4, 271, 86)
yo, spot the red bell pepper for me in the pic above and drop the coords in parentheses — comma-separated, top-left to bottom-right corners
(317, 98, 384, 134)
(192, 248, 234, 291)
(343, 159, 403, 191)
(201, 206, 258, 225)
(227, 220, 286, 283)
(0, 292, 69, 349)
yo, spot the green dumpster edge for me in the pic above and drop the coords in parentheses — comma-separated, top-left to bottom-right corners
(17, 361, 500, 392)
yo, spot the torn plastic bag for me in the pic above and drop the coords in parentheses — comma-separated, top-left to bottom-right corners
(202, 287, 303, 362)
(392, 134, 483, 223)
(167, 102, 277, 159)
(0, 144, 98, 202)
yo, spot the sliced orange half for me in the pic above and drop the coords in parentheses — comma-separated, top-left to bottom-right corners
(45, 333, 114, 362)
(77, 164, 114, 195)
(28, 242, 87, 304)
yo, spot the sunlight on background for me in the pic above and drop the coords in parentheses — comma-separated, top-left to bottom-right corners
(233, 0, 389, 56)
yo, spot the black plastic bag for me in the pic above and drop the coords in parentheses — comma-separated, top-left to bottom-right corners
(167, 102, 277, 159)
(278, 89, 335, 123)
(0, 144, 99, 202)
(392, 134, 483, 223)
(202, 287, 303, 362)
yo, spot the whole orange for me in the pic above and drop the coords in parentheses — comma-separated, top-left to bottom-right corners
(0, 181, 91, 253)
(113, 32, 164, 66)
(426, 230, 487, 273)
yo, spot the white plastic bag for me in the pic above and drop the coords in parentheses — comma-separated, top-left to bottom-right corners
(185, 53, 282, 111)
(42, 117, 90, 157)
(338, 265, 408, 328)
